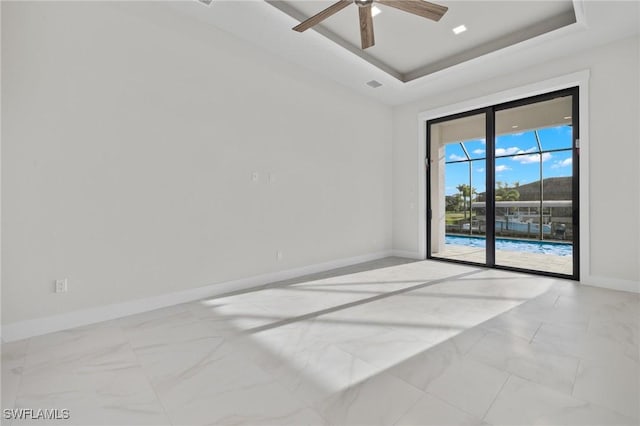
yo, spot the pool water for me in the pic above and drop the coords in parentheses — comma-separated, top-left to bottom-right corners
(446, 235, 573, 257)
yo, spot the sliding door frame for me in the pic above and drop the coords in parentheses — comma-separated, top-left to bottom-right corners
(426, 107, 493, 267)
(426, 87, 580, 280)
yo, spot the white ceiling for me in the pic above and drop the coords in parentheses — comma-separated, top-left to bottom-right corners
(169, 0, 640, 105)
(271, 0, 576, 81)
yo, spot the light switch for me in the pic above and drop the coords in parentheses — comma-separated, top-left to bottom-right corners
(55, 279, 68, 293)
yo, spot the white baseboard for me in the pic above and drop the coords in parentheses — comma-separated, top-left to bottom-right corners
(391, 250, 423, 260)
(1, 250, 394, 343)
(580, 275, 640, 294)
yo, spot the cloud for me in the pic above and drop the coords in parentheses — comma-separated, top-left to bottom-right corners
(551, 157, 572, 169)
(473, 149, 485, 155)
(495, 165, 511, 172)
(513, 132, 524, 136)
(513, 152, 552, 164)
(496, 146, 541, 157)
(449, 154, 467, 161)
(495, 147, 521, 156)
(476, 167, 485, 173)
(554, 125, 573, 134)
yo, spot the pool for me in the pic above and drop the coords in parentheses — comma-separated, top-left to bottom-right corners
(445, 235, 573, 257)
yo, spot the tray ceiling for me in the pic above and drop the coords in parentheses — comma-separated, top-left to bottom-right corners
(168, 1, 640, 105)
(268, 0, 576, 82)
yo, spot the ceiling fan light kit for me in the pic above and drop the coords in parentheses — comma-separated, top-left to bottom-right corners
(292, 0, 448, 50)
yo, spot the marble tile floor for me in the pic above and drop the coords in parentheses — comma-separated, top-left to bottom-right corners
(2, 257, 638, 425)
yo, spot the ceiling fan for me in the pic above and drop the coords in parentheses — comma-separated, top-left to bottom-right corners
(292, 0, 448, 50)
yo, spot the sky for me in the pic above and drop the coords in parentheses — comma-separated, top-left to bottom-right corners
(444, 125, 574, 196)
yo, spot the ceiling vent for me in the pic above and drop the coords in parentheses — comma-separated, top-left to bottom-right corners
(366, 80, 382, 88)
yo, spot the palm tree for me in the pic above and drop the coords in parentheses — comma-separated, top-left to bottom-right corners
(496, 188, 520, 201)
(456, 184, 475, 220)
(495, 182, 520, 218)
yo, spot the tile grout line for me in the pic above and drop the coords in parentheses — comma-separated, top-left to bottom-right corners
(482, 373, 511, 421)
(122, 326, 175, 426)
(529, 322, 544, 344)
(426, 390, 487, 422)
(464, 328, 488, 355)
(326, 342, 431, 425)
(6, 337, 32, 417)
(390, 390, 424, 426)
(332, 342, 428, 395)
(231, 330, 334, 425)
(570, 358, 581, 397)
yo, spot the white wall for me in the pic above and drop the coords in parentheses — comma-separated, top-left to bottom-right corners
(1, 1, 393, 326)
(392, 35, 640, 287)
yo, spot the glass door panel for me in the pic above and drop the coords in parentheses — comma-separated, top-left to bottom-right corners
(493, 95, 575, 275)
(429, 112, 487, 265)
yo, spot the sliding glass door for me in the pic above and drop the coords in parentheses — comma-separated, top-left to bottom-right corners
(428, 111, 489, 265)
(427, 88, 579, 279)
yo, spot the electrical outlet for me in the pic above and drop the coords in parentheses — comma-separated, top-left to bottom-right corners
(276, 251, 283, 261)
(251, 172, 259, 182)
(55, 279, 68, 293)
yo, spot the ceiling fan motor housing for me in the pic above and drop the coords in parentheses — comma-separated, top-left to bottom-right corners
(354, 0, 374, 7)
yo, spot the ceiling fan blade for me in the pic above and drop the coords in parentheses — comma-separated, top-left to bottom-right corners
(376, 0, 447, 21)
(358, 4, 375, 49)
(293, 0, 353, 32)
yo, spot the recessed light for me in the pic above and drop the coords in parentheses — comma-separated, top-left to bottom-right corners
(366, 80, 382, 88)
(512, 125, 519, 129)
(452, 25, 467, 35)
(564, 116, 572, 120)
(372, 6, 381, 17)
(197, 0, 212, 5)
